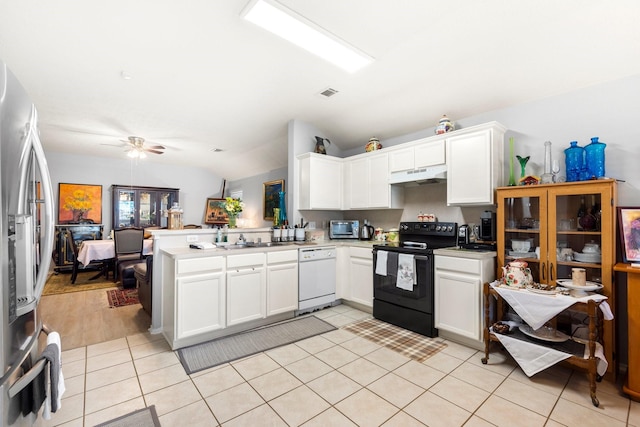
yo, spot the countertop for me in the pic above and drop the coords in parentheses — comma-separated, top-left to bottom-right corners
(433, 247, 497, 259)
(160, 239, 383, 259)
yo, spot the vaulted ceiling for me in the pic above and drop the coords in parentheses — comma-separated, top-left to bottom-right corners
(1, 1, 639, 180)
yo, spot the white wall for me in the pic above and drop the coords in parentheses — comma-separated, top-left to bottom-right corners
(45, 151, 225, 234)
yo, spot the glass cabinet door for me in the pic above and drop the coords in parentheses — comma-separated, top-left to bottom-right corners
(549, 190, 604, 285)
(138, 191, 154, 228)
(498, 188, 547, 284)
(116, 189, 136, 228)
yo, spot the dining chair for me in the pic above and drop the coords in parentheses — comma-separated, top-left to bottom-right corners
(113, 227, 145, 283)
(66, 229, 110, 284)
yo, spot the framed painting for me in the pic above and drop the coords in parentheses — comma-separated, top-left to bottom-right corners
(263, 179, 284, 221)
(618, 207, 640, 262)
(205, 198, 229, 225)
(58, 183, 102, 224)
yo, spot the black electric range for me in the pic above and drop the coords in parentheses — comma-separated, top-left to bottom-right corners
(372, 222, 457, 337)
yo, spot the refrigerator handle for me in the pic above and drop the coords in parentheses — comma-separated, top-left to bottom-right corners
(28, 106, 55, 300)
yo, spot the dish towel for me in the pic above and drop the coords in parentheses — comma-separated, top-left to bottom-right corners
(42, 332, 65, 420)
(375, 250, 388, 276)
(396, 253, 415, 291)
(491, 282, 610, 330)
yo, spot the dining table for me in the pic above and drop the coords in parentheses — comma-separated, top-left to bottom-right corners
(77, 238, 154, 267)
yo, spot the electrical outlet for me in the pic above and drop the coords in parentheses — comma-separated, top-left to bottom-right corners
(309, 221, 316, 229)
(186, 235, 199, 243)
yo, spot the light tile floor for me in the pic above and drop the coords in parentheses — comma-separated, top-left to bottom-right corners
(36, 304, 639, 427)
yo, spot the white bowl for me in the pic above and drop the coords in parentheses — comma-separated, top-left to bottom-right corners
(582, 242, 601, 254)
(511, 239, 532, 252)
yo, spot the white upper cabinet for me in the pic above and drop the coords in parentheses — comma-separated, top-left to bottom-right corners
(446, 122, 506, 206)
(388, 138, 446, 173)
(345, 152, 403, 209)
(297, 153, 343, 210)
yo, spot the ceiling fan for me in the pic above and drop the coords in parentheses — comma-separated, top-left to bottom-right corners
(122, 136, 166, 158)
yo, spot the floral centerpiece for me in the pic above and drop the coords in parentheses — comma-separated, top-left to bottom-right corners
(64, 189, 93, 222)
(224, 197, 244, 228)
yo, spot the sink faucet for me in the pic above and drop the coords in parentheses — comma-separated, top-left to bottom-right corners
(237, 233, 246, 244)
(257, 237, 262, 244)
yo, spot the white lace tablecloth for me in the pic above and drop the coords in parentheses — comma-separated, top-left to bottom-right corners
(78, 239, 153, 266)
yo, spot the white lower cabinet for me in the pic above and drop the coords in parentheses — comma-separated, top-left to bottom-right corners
(348, 246, 373, 308)
(434, 251, 495, 350)
(227, 253, 266, 326)
(176, 271, 225, 339)
(162, 255, 226, 349)
(266, 250, 298, 316)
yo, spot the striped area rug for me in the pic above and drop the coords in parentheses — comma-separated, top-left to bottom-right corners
(342, 318, 447, 362)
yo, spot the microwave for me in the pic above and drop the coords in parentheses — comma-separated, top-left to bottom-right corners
(329, 220, 360, 239)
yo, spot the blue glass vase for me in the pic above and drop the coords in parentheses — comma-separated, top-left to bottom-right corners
(564, 141, 585, 182)
(278, 191, 287, 225)
(584, 136, 606, 179)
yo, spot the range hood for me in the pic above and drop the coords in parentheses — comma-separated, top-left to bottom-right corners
(389, 164, 447, 186)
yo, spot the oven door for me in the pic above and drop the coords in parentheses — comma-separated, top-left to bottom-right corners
(373, 251, 433, 314)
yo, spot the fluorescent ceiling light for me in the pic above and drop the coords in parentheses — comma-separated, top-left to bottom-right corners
(241, 0, 373, 73)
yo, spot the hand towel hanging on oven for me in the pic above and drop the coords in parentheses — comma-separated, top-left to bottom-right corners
(396, 253, 415, 291)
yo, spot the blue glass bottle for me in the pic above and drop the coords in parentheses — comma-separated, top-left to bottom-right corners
(564, 141, 584, 182)
(278, 191, 287, 225)
(584, 136, 606, 179)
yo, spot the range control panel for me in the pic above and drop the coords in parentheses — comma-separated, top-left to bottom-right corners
(399, 222, 457, 236)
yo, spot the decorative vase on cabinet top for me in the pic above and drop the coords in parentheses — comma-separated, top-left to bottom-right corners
(435, 115, 454, 134)
(564, 141, 585, 182)
(365, 137, 382, 152)
(584, 136, 606, 179)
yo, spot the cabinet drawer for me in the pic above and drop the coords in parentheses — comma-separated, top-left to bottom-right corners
(435, 255, 480, 274)
(350, 246, 373, 259)
(227, 253, 266, 268)
(267, 250, 298, 264)
(177, 256, 224, 275)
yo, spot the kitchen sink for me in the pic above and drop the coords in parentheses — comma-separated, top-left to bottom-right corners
(221, 241, 290, 250)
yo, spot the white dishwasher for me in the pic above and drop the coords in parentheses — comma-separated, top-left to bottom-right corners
(297, 246, 337, 314)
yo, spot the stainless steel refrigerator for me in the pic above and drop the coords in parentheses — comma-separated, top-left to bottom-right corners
(1, 59, 55, 426)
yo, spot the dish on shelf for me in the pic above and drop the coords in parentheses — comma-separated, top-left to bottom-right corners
(508, 250, 534, 258)
(525, 285, 567, 295)
(519, 324, 570, 342)
(556, 279, 603, 297)
(573, 252, 602, 263)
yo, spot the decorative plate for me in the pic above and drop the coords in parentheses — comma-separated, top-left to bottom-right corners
(525, 285, 567, 295)
(555, 280, 603, 292)
(519, 325, 570, 342)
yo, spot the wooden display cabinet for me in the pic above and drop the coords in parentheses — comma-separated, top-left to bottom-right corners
(495, 179, 617, 376)
(111, 185, 179, 230)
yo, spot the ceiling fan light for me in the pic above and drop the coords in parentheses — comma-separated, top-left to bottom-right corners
(139, 151, 147, 159)
(127, 149, 138, 158)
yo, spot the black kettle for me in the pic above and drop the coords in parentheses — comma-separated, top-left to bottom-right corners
(359, 221, 374, 240)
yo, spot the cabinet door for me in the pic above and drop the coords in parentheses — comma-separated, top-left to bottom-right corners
(349, 256, 373, 307)
(299, 155, 342, 209)
(388, 147, 414, 173)
(447, 129, 495, 205)
(227, 267, 265, 326)
(434, 270, 482, 340)
(266, 263, 298, 316)
(497, 187, 547, 285)
(176, 271, 225, 339)
(349, 158, 368, 208)
(368, 153, 390, 208)
(139, 190, 155, 228)
(415, 139, 445, 169)
(115, 188, 137, 229)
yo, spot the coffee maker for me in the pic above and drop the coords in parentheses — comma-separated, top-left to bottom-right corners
(480, 210, 496, 242)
